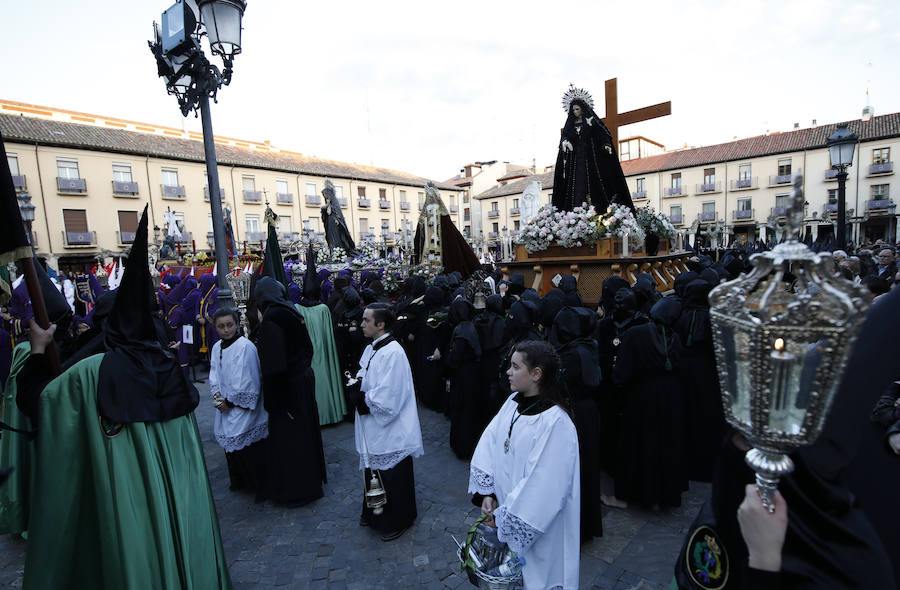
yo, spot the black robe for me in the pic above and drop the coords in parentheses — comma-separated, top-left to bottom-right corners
(613, 298, 688, 508)
(410, 287, 449, 412)
(447, 299, 484, 460)
(551, 104, 634, 213)
(321, 201, 356, 254)
(255, 280, 327, 506)
(473, 294, 507, 417)
(674, 279, 726, 483)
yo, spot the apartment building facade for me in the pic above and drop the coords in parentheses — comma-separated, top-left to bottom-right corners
(1, 100, 464, 270)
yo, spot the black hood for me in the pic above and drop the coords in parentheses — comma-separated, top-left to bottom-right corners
(650, 296, 682, 327)
(558, 274, 577, 294)
(449, 297, 474, 324)
(539, 291, 565, 329)
(600, 276, 629, 314)
(521, 288, 539, 303)
(31, 257, 72, 327)
(98, 205, 199, 424)
(424, 286, 444, 309)
(485, 293, 504, 316)
(700, 268, 720, 287)
(301, 243, 320, 304)
(673, 271, 698, 299)
(342, 287, 362, 320)
(551, 305, 596, 346)
(450, 297, 481, 357)
(255, 276, 303, 322)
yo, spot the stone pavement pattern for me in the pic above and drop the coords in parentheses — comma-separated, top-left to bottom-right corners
(0, 372, 708, 589)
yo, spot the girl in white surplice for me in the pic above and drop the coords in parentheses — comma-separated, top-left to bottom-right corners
(469, 340, 581, 590)
(209, 307, 269, 500)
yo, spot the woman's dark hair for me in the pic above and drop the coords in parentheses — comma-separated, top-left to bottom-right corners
(511, 340, 572, 417)
(365, 302, 396, 330)
(212, 307, 241, 325)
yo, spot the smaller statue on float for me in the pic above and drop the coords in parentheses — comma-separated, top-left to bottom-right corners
(552, 84, 635, 214)
(320, 179, 357, 255)
(413, 182, 481, 278)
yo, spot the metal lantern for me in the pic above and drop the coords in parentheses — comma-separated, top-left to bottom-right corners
(197, 0, 246, 59)
(365, 472, 388, 515)
(708, 174, 871, 511)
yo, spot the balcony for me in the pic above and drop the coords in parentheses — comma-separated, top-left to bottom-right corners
(379, 200, 391, 210)
(632, 190, 647, 200)
(664, 186, 685, 197)
(204, 186, 225, 201)
(357, 198, 371, 208)
(62, 230, 96, 247)
(825, 203, 838, 212)
(360, 231, 375, 240)
(509, 207, 520, 216)
(464, 214, 471, 222)
(280, 231, 300, 241)
(488, 210, 500, 218)
(243, 190, 263, 203)
(730, 177, 758, 190)
(772, 206, 787, 217)
(696, 182, 721, 194)
(161, 184, 185, 200)
(825, 169, 840, 181)
(733, 208, 755, 221)
(668, 214, 683, 224)
(700, 211, 717, 222)
(206, 231, 215, 246)
(450, 204, 458, 213)
(869, 162, 893, 176)
(276, 192, 293, 205)
(175, 232, 193, 244)
(12, 175, 26, 190)
(488, 231, 499, 239)
(400, 202, 410, 211)
(116, 230, 136, 245)
(112, 180, 139, 197)
(769, 174, 793, 186)
(305, 194, 321, 206)
(246, 231, 266, 242)
(867, 199, 895, 211)
(58, 177, 87, 193)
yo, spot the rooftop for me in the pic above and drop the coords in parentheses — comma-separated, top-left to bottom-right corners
(0, 100, 460, 191)
(476, 171, 553, 199)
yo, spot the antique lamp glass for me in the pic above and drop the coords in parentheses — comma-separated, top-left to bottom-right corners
(198, 0, 246, 59)
(827, 124, 858, 169)
(708, 175, 871, 510)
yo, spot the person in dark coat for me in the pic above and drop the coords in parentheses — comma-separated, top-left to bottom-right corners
(613, 297, 688, 509)
(632, 273, 660, 316)
(447, 298, 483, 460)
(558, 274, 583, 307)
(474, 293, 507, 416)
(674, 278, 726, 482)
(551, 306, 604, 541)
(335, 287, 367, 407)
(496, 300, 542, 402)
(672, 271, 698, 301)
(500, 273, 526, 310)
(410, 286, 448, 411)
(253, 277, 326, 507)
(537, 289, 565, 341)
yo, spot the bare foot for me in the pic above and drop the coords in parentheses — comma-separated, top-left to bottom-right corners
(601, 494, 628, 509)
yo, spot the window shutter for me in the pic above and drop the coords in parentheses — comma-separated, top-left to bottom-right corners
(63, 209, 89, 232)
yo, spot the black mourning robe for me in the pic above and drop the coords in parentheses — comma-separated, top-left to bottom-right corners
(473, 294, 507, 417)
(551, 105, 634, 213)
(447, 298, 484, 460)
(254, 278, 326, 506)
(674, 279, 726, 483)
(321, 200, 356, 254)
(410, 287, 448, 411)
(613, 297, 688, 508)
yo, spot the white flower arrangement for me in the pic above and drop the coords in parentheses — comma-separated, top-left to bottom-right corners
(597, 204, 645, 242)
(635, 206, 677, 239)
(317, 246, 347, 264)
(514, 203, 601, 252)
(412, 261, 442, 283)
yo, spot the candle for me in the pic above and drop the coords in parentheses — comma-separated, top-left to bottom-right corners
(770, 338, 795, 411)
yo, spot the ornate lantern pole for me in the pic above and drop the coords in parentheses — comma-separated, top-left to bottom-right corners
(708, 174, 871, 511)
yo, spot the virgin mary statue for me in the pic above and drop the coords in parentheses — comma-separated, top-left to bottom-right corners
(321, 180, 357, 254)
(551, 85, 634, 213)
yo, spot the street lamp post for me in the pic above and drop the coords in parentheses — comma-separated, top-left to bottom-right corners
(16, 192, 36, 248)
(149, 0, 247, 308)
(826, 124, 858, 250)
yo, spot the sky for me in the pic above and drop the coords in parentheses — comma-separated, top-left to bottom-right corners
(3, 0, 898, 181)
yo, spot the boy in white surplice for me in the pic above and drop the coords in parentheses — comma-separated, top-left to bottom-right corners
(469, 340, 581, 590)
(209, 307, 269, 499)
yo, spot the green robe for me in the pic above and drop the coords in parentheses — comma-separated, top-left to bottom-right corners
(25, 353, 232, 590)
(0, 343, 33, 535)
(295, 303, 347, 425)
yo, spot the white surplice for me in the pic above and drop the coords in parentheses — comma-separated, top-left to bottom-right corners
(354, 334, 424, 471)
(469, 393, 581, 590)
(209, 336, 268, 453)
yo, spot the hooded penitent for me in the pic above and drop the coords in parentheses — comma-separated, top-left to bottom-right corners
(648, 297, 682, 373)
(557, 274, 583, 307)
(98, 205, 199, 424)
(599, 275, 629, 316)
(301, 244, 321, 306)
(551, 306, 600, 389)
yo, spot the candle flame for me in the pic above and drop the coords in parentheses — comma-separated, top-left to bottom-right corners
(774, 338, 785, 352)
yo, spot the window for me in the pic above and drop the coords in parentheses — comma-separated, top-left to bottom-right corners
(276, 179, 289, 195)
(117, 210, 139, 243)
(57, 158, 80, 179)
(173, 212, 186, 235)
(161, 169, 179, 187)
(739, 164, 751, 180)
(636, 177, 646, 193)
(305, 182, 317, 197)
(514, 220, 520, 230)
(245, 214, 260, 234)
(63, 209, 90, 243)
(399, 190, 407, 202)
(112, 163, 133, 183)
(359, 218, 368, 233)
(358, 186, 366, 197)
(381, 219, 390, 231)
(379, 188, 387, 199)
(513, 198, 519, 209)
(738, 198, 752, 211)
(873, 148, 891, 165)
(671, 173, 681, 189)
(242, 176, 256, 192)
(464, 207, 470, 221)
(670, 205, 682, 219)
(872, 184, 890, 199)
(278, 215, 292, 234)
(334, 185, 344, 199)
(702, 202, 716, 215)
(464, 225, 471, 237)
(208, 214, 214, 233)
(777, 158, 792, 176)
(775, 195, 791, 209)
(7, 153, 19, 176)
(491, 202, 499, 212)
(492, 222, 499, 233)
(703, 169, 715, 185)
(827, 189, 837, 204)
(307, 217, 320, 232)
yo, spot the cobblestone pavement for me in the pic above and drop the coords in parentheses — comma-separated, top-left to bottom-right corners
(1, 372, 708, 589)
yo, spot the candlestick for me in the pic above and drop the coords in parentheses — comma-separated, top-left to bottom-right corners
(770, 338, 795, 412)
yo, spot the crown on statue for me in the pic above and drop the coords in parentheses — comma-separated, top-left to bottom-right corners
(562, 83, 594, 113)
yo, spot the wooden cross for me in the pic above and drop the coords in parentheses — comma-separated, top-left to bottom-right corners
(600, 78, 672, 150)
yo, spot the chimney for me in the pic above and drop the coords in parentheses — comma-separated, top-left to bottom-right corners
(862, 105, 874, 122)
(811, 119, 817, 127)
(793, 123, 800, 129)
